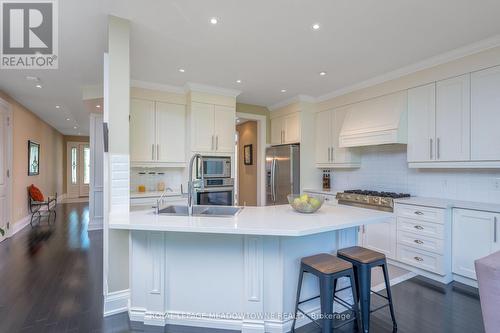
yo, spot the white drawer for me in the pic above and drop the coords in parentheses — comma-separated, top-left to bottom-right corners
(397, 230, 444, 255)
(397, 244, 445, 275)
(395, 203, 445, 224)
(397, 217, 445, 239)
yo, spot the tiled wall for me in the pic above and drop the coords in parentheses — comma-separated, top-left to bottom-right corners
(329, 145, 500, 203)
(130, 167, 185, 193)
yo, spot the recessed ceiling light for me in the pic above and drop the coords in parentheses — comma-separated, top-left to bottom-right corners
(236, 79, 242, 84)
(73, 126, 77, 129)
(35, 84, 42, 88)
(319, 71, 327, 76)
(96, 104, 101, 108)
(281, 89, 287, 93)
(178, 68, 185, 73)
(66, 118, 70, 121)
(312, 23, 320, 30)
(55, 105, 60, 109)
(210, 17, 219, 25)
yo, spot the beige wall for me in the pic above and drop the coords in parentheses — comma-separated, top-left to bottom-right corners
(236, 121, 257, 206)
(0, 91, 64, 224)
(62, 135, 90, 191)
(236, 103, 270, 143)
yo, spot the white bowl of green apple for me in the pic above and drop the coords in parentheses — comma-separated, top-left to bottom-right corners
(287, 193, 325, 213)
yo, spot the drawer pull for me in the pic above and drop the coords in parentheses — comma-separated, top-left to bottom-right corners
(414, 211, 424, 215)
(414, 256, 424, 262)
(414, 239, 424, 245)
(414, 225, 424, 230)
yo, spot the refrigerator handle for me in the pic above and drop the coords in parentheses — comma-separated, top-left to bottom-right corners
(271, 158, 277, 202)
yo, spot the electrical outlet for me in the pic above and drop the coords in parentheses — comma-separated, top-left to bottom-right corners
(494, 178, 500, 191)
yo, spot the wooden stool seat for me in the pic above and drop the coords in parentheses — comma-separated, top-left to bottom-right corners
(337, 246, 385, 264)
(301, 253, 353, 274)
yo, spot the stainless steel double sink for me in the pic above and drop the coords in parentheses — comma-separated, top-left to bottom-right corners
(158, 205, 242, 217)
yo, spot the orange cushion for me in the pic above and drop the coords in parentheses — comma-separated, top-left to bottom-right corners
(29, 184, 44, 202)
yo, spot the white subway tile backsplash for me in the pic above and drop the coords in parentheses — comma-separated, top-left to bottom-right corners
(329, 145, 500, 204)
(130, 167, 185, 193)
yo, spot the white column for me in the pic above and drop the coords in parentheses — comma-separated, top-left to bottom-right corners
(103, 15, 131, 315)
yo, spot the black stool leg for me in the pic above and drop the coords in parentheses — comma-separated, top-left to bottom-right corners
(291, 266, 305, 332)
(319, 275, 334, 333)
(348, 271, 362, 332)
(358, 264, 371, 333)
(382, 262, 397, 330)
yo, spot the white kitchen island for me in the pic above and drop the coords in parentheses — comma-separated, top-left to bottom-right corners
(109, 204, 391, 332)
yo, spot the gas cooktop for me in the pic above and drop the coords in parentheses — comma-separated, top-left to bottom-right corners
(336, 190, 411, 212)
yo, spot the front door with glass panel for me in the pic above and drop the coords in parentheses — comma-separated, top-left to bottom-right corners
(67, 142, 90, 198)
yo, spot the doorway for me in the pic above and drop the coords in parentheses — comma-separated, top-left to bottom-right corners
(67, 142, 90, 198)
(0, 98, 12, 238)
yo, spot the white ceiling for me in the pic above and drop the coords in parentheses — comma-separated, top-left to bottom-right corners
(1, 0, 500, 135)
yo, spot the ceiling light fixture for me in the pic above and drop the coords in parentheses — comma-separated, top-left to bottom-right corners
(55, 105, 60, 109)
(236, 79, 242, 83)
(179, 68, 185, 73)
(281, 89, 287, 93)
(96, 104, 101, 108)
(312, 23, 320, 30)
(73, 126, 77, 129)
(319, 71, 327, 76)
(66, 118, 70, 121)
(210, 17, 219, 25)
(35, 84, 42, 88)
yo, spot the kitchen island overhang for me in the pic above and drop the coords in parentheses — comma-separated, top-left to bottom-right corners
(108, 204, 392, 332)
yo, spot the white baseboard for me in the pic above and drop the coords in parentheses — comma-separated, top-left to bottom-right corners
(104, 289, 130, 317)
(453, 274, 478, 288)
(88, 217, 103, 231)
(8, 214, 31, 237)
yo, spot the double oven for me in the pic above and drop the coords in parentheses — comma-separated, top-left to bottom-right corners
(195, 156, 234, 206)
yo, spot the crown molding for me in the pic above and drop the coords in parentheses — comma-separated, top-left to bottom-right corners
(184, 82, 241, 98)
(268, 94, 316, 111)
(131, 80, 185, 94)
(316, 34, 500, 103)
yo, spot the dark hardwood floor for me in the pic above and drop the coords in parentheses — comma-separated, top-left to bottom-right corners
(0, 202, 485, 333)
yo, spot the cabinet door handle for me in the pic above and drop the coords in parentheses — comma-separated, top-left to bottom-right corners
(157, 144, 160, 160)
(211, 135, 214, 150)
(414, 211, 424, 215)
(495, 216, 498, 243)
(216, 135, 219, 151)
(328, 147, 331, 162)
(429, 138, 433, 160)
(436, 137, 440, 159)
(152, 144, 155, 160)
(414, 239, 424, 245)
(414, 256, 424, 262)
(414, 225, 424, 230)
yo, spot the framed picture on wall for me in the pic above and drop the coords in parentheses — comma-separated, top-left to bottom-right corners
(28, 140, 40, 176)
(244, 144, 253, 165)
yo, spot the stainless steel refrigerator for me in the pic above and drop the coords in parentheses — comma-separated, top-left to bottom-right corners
(266, 144, 300, 205)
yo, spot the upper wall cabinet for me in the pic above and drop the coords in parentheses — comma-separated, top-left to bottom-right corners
(408, 70, 500, 168)
(471, 66, 500, 161)
(315, 105, 360, 168)
(130, 98, 186, 166)
(190, 102, 235, 153)
(270, 112, 301, 145)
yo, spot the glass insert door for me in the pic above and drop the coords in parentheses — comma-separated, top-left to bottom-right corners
(67, 142, 90, 198)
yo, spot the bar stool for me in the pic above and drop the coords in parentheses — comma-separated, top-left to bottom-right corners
(337, 246, 397, 333)
(291, 253, 362, 333)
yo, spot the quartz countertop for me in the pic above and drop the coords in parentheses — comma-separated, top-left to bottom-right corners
(394, 197, 500, 213)
(130, 191, 183, 199)
(109, 204, 391, 237)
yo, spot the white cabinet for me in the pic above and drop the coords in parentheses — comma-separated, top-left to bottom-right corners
(130, 99, 156, 162)
(191, 102, 235, 153)
(407, 75, 470, 165)
(452, 209, 499, 280)
(130, 99, 186, 166)
(471, 66, 500, 161)
(407, 83, 436, 162)
(360, 217, 397, 260)
(435, 74, 470, 161)
(271, 112, 300, 145)
(315, 106, 360, 168)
